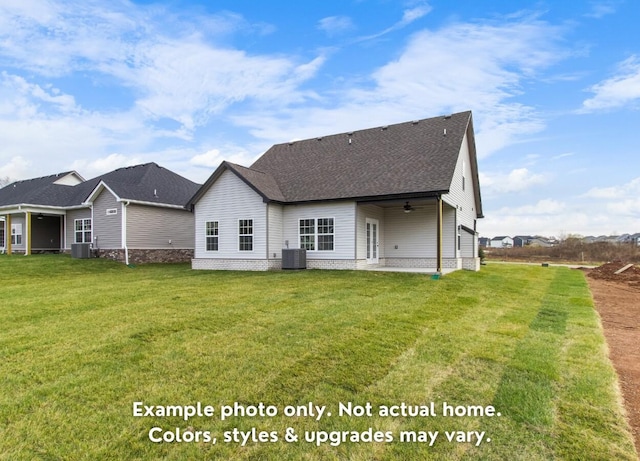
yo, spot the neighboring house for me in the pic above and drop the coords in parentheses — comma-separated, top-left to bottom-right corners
(513, 235, 533, 247)
(479, 237, 490, 248)
(0, 163, 200, 264)
(528, 236, 555, 247)
(188, 111, 483, 273)
(489, 236, 513, 248)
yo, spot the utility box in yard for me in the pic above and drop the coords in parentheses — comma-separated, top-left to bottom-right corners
(71, 243, 92, 259)
(282, 249, 306, 269)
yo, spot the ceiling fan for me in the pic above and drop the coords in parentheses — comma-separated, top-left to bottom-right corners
(403, 201, 414, 213)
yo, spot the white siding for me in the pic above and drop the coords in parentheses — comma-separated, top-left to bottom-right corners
(461, 228, 475, 258)
(282, 202, 356, 260)
(127, 204, 194, 249)
(267, 203, 283, 259)
(383, 204, 438, 258)
(194, 170, 267, 259)
(443, 131, 479, 231)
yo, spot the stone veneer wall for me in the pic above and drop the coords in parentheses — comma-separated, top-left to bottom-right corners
(96, 249, 194, 264)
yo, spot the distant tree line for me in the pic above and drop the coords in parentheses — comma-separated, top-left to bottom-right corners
(486, 237, 640, 264)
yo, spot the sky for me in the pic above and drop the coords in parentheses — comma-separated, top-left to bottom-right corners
(1, 0, 639, 239)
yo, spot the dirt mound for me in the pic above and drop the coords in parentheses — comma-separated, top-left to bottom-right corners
(587, 261, 640, 289)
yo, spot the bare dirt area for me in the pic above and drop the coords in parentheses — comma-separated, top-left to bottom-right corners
(584, 261, 640, 455)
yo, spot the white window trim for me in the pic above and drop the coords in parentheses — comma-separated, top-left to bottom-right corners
(11, 223, 23, 245)
(106, 208, 118, 215)
(74, 218, 92, 244)
(299, 217, 335, 252)
(238, 219, 254, 252)
(205, 221, 219, 252)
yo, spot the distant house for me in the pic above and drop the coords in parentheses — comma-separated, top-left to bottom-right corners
(0, 163, 200, 264)
(479, 237, 491, 248)
(189, 111, 484, 272)
(528, 236, 555, 247)
(513, 235, 533, 247)
(490, 236, 513, 248)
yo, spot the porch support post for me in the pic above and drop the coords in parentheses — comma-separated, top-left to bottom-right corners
(6, 215, 11, 255)
(25, 211, 31, 256)
(436, 195, 442, 273)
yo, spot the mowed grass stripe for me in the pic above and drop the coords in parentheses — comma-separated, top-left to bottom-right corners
(0, 255, 637, 460)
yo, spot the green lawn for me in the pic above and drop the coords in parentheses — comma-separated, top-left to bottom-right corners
(0, 255, 637, 460)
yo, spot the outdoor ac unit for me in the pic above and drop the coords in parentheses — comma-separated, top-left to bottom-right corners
(71, 243, 91, 259)
(282, 249, 306, 270)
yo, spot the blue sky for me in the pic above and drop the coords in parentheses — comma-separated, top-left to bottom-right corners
(1, 0, 639, 238)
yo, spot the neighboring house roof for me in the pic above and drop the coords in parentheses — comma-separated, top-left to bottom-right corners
(0, 163, 200, 210)
(84, 163, 200, 208)
(190, 111, 482, 217)
(491, 236, 511, 241)
(0, 171, 89, 209)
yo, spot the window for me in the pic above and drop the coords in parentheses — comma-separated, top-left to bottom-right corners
(206, 221, 219, 251)
(238, 219, 253, 251)
(74, 218, 92, 244)
(299, 219, 315, 250)
(299, 218, 334, 251)
(11, 223, 22, 246)
(106, 208, 118, 215)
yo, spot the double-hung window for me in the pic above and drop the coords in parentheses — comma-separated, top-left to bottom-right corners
(11, 223, 22, 245)
(206, 221, 219, 251)
(239, 219, 253, 251)
(74, 219, 92, 244)
(299, 218, 334, 251)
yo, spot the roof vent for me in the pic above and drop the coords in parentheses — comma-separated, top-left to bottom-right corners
(317, 137, 322, 141)
(412, 120, 419, 125)
(444, 114, 452, 119)
(381, 126, 388, 130)
(153, 189, 158, 198)
(443, 128, 447, 136)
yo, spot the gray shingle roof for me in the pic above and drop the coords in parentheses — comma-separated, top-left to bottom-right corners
(0, 172, 87, 208)
(0, 163, 200, 209)
(251, 111, 473, 202)
(190, 111, 482, 219)
(90, 163, 200, 206)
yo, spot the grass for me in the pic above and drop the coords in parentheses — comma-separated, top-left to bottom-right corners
(0, 254, 637, 460)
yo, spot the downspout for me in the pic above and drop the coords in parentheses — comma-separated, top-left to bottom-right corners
(123, 201, 130, 265)
(436, 195, 442, 274)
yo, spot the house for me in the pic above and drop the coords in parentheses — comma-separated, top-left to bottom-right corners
(513, 235, 533, 247)
(528, 236, 555, 247)
(188, 111, 483, 272)
(479, 237, 491, 248)
(0, 163, 200, 264)
(489, 236, 513, 248)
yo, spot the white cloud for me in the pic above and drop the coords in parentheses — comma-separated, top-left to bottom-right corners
(506, 199, 566, 215)
(70, 153, 143, 178)
(581, 56, 640, 111)
(583, 176, 640, 199)
(357, 4, 432, 41)
(584, 1, 620, 18)
(318, 16, 354, 36)
(234, 16, 565, 154)
(480, 168, 547, 193)
(0, 156, 32, 180)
